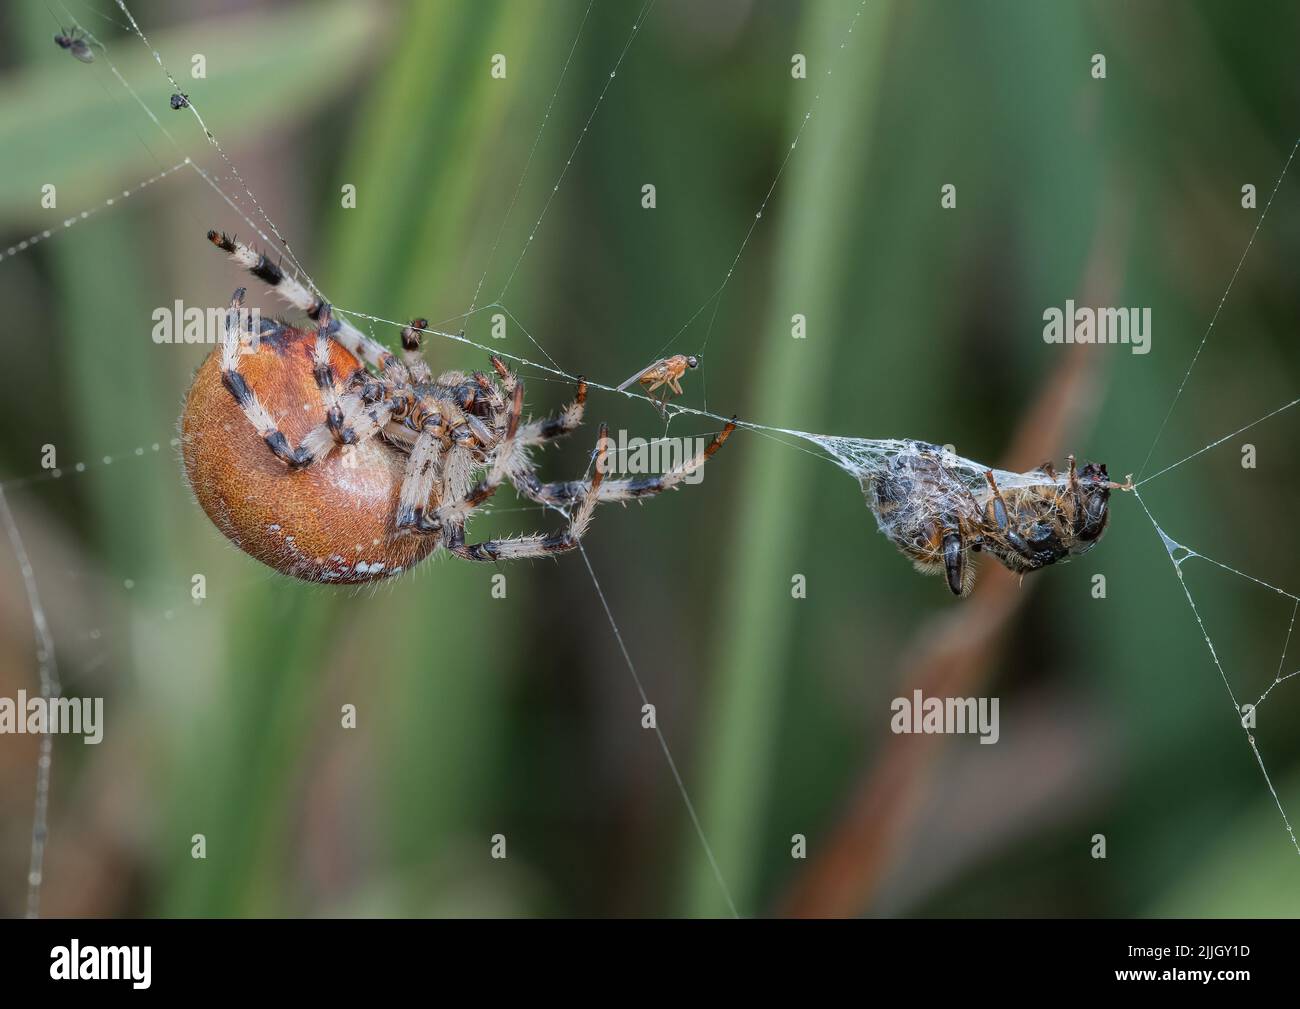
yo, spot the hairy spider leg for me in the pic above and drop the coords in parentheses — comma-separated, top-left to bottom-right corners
(511, 418, 737, 507)
(399, 318, 434, 384)
(472, 370, 508, 417)
(486, 353, 519, 398)
(517, 377, 588, 446)
(219, 289, 394, 469)
(394, 431, 444, 532)
(392, 361, 526, 536)
(207, 230, 408, 380)
(431, 379, 527, 532)
(218, 289, 321, 468)
(444, 422, 610, 562)
(312, 304, 352, 444)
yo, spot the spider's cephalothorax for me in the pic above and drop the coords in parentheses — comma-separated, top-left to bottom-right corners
(865, 441, 1112, 597)
(181, 230, 736, 583)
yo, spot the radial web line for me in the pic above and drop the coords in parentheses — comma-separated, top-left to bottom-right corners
(1134, 395, 1300, 488)
(1135, 133, 1300, 481)
(112, 0, 319, 299)
(649, 0, 870, 365)
(32, 3, 297, 278)
(466, 0, 596, 318)
(1133, 489, 1300, 855)
(496, 0, 656, 301)
(1256, 599, 1299, 708)
(577, 545, 740, 918)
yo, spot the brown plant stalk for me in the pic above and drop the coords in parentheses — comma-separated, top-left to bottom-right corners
(780, 193, 1129, 918)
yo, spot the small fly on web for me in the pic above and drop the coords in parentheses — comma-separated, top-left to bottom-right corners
(53, 28, 95, 63)
(616, 354, 699, 416)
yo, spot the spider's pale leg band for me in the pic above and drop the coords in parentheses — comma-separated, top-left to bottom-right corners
(394, 432, 443, 532)
(219, 288, 315, 468)
(338, 401, 398, 451)
(446, 423, 610, 562)
(207, 230, 405, 378)
(312, 305, 350, 443)
(513, 417, 737, 506)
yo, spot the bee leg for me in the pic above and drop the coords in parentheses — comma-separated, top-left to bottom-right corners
(983, 470, 1010, 531)
(942, 530, 967, 596)
(982, 474, 1040, 564)
(668, 376, 685, 396)
(1005, 531, 1038, 561)
(1066, 453, 1086, 520)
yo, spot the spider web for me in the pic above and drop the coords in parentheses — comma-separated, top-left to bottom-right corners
(4, 0, 1300, 919)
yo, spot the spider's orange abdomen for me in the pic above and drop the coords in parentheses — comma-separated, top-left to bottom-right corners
(180, 326, 438, 583)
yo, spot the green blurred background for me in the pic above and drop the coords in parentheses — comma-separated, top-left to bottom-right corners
(2, 0, 1299, 917)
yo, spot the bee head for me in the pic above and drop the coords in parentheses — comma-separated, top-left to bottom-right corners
(1071, 461, 1111, 550)
(685, 356, 699, 369)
